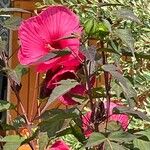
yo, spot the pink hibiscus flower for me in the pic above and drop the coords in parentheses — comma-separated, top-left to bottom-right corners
(82, 101, 129, 137)
(18, 6, 82, 72)
(49, 140, 70, 150)
(104, 101, 129, 129)
(40, 65, 86, 105)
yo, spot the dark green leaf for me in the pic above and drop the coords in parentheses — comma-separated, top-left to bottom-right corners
(70, 124, 86, 144)
(12, 116, 26, 129)
(51, 49, 71, 56)
(109, 130, 137, 143)
(34, 49, 71, 64)
(39, 117, 64, 138)
(102, 64, 137, 106)
(114, 9, 141, 24)
(39, 108, 79, 138)
(34, 53, 57, 64)
(85, 132, 106, 148)
(40, 108, 79, 120)
(115, 29, 135, 58)
(42, 79, 78, 112)
(0, 123, 15, 131)
(105, 141, 128, 150)
(115, 106, 150, 122)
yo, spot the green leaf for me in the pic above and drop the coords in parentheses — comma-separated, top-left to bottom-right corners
(133, 139, 150, 150)
(102, 64, 137, 106)
(115, 29, 135, 58)
(105, 141, 128, 150)
(0, 16, 22, 30)
(0, 135, 25, 150)
(0, 100, 15, 112)
(108, 130, 137, 143)
(115, 106, 150, 122)
(70, 124, 86, 144)
(91, 87, 105, 98)
(12, 116, 26, 129)
(6, 68, 21, 85)
(51, 49, 71, 56)
(40, 108, 79, 120)
(39, 117, 64, 138)
(84, 18, 99, 36)
(114, 9, 141, 24)
(135, 129, 150, 140)
(42, 79, 78, 112)
(39, 108, 79, 138)
(0, 123, 15, 131)
(14, 64, 28, 83)
(39, 133, 49, 150)
(34, 49, 71, 64)
(107, 121, 122, 132)
(85, 132, 106, 148)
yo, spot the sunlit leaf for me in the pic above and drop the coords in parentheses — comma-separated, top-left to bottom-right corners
(39, 133, 49, 150)
(133, 139, 150, 150)
(0, 135, 25, 150)
(84, 18, 99, 36)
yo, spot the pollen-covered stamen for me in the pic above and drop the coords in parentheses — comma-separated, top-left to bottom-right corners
(45, 43, 55, 50)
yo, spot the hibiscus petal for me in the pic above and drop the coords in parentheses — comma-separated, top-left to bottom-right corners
(50, 140, 70, 150)
(18, 6, 82, 71)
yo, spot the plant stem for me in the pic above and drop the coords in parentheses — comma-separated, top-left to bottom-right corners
(30, 72, 39, 122)
(100, 41, 111, 132)
(84, 60, 94, 113)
